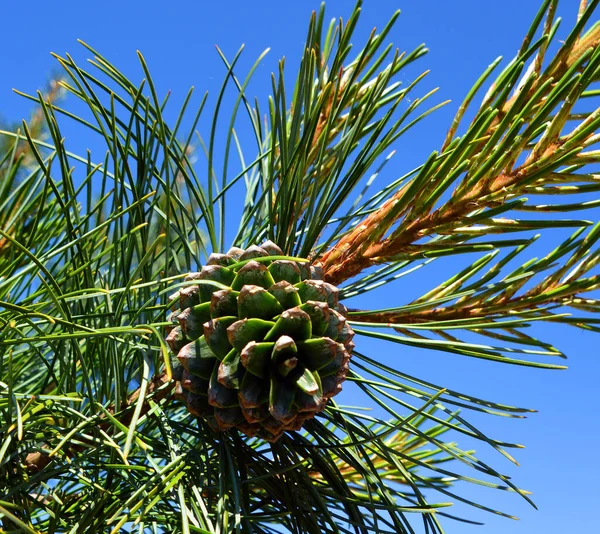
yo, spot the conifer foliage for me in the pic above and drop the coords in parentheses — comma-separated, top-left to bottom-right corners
(1, 1, 599, 532)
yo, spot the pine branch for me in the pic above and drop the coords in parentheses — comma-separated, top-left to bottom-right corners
(2, 1, 600, 532)
(319, 1, 600, 285)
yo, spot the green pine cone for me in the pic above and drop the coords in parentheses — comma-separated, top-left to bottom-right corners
(166, 241, 354, 441)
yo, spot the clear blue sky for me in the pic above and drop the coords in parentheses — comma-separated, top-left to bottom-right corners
(1, 1, 597, 532)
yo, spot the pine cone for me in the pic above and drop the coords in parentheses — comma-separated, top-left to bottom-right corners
(166, 241, 354, 441)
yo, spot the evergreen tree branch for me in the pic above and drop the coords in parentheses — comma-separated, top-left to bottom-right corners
(2, 1, 600, 532)
(319, 1, 600, 286)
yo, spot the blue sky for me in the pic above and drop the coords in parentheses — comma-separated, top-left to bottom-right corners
(1, 0, 598, 532)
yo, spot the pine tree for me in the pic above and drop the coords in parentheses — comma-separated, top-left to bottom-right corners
(1, 1, 599, 532)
